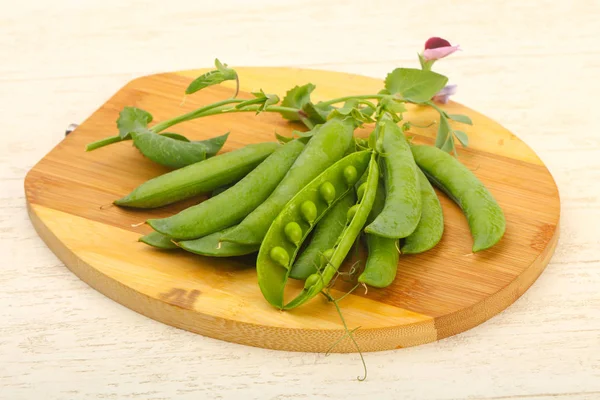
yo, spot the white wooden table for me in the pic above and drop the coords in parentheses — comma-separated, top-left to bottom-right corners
(1, 1, 599, 399)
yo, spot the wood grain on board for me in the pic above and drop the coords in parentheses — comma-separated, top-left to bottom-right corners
(24, 68, 560, 352)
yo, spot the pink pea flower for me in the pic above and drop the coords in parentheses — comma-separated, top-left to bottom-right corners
(423, 37, 460, 61)
(432, 84, 457, 104)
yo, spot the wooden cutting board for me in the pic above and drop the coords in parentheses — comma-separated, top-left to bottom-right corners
(24, 67, 560, 353)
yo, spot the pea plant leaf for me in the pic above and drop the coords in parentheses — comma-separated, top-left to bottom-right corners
(194, 132, 229, 157)
(131, 130, 207, 169)
(447, 114, 473, 125)
(302, 101, 333, 124)
(117, 107, 153, 139)
(441, 135, 456, 153)
(435, 115, 452, 149)
(377, 95, 407, 121)
(454, 130, 469, 147)
(280, 83, 316, 121)
(235, 90, 280, 115)
(275, 132, 293, 143)
(160, 132, 190, 141)
(385, 68, 448, 103)
(186, 59, 238, 96)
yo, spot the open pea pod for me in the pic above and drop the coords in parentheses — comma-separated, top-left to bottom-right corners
(256, 150, 376, 310)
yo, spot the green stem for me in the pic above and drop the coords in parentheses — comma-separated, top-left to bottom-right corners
(320, 94, 386, 106)
(188, 105, 301, 118)
(150, 99, 246, 133)
(86, 102, 302, 151)
(85, 135, 123, 151)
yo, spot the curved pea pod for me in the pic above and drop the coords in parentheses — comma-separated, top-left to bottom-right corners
(401, 168, 444, 254)
(146, 139, 306, 240)
(410, 145, 505, 252)
(131, 132, 229, 169)
(114, 142, 279, 209)
(358, 181, 399, 288)
(221, 118, 356, 245)
(139, 231, 178, 250)
(256, 150, 372, 308)
(283, 152, 379, 310)
(290, 191, 356, 280)
(176, 226, 259, 257)
(365, 119, 421, 239)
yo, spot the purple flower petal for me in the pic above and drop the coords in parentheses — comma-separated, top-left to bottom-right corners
(423, 45, 460, 61)
(425, 37, 452, 50)
(432, 84, 457, 104)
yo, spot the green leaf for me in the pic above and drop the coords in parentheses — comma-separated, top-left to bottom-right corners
(454, 130, 469, 147)
(447, 114, 473, 125)
(117, 107, 153, 139)
(275, 132, 293, 143)
(359, 104, 375, 118)
(236, 90, 280, 114)
(160, 132, 190, 142)
(441, 134, 455, 153)
(378, 95, 407, 117)
(185, 59, 237, 95)
(280, 83, 316, 121)
(131, 130, 207, 169)
(385, 68, 448, 103)
(194, 132, 229, 157)
(302, 101, 332, 124)
(337, 99, 360, 116)
(435, 116, 452, 148)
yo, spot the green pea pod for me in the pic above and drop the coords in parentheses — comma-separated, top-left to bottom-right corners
(358, 182, 399, 288)
(401, 168, 444, 254)
(365, 119, 421, 239)
(176, 226, 259, 257)
(410, 145, 505, 252)
(256, 150, 372, 309)
(283, 152, 379, 310)
(221, 118, 356, 245)
(139, 231, 178, 250)
(114, 142, 279, 208)
(147, 139, 306, 240)
(290, 191, 356, 280)
(132, 131, 229, 169)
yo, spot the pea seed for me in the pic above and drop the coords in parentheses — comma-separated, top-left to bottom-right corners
(346, 204, 359, 222)
(284, 222, 303, 245)
(304, 273, 321, 289)
(343, 165, 358, 186)
(320, 248, 334, 267)
(356, 182, 367, 201)
(319, 182, 336, 205)
(270, 246, 290, 268)
(300, 201, 317, 224)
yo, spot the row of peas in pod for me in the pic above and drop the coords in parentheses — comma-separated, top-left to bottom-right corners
(112, 113, 505, 310)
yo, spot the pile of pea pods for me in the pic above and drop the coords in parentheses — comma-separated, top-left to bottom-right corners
(113, 113, 506, 310)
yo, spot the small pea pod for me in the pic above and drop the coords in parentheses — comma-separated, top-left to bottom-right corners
(147, 139, 306, 240)
(256, 151, 372, 308)
(139, 231, 178, 250)
(176, 226, 259, 257)
(358, 181, 399, 288)
(221, 118, 356, 245)
(401, 168, 444, 254)
(290, 191, 356, 280)
(410, 145, 505, 252)
(283, 152, 379, 310)
(132, 132, 229, 169)
(364, 119, 421, 239)
(114, 142, 279, 208)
